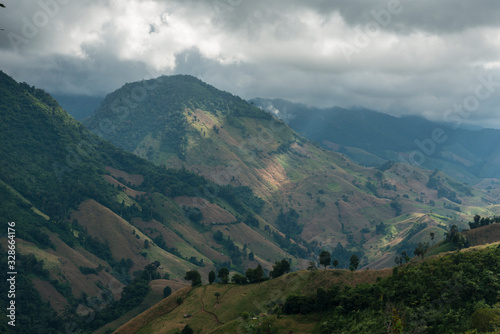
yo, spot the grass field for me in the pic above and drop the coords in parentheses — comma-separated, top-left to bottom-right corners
(116, 268, 392, 334)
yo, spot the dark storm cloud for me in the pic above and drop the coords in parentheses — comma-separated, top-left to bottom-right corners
(0, 0, 499, 127)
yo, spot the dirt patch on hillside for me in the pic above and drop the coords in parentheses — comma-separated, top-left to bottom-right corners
(174, 196, 237, 224)
(105, 166, 144, 186)
(191, 109, 240, 147)
(466, 223, 500, 246)
(71, 199, 148, 272)
(32, 278, 68, 312)
(102, 175, 146, 198)
(132, 218, 185, 248)
(115, 286, 192, 334)
(150, 279, 188, 296)
(255, 157, 289, 191)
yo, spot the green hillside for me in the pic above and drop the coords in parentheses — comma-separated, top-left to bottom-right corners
(117, 243, 500, 334)
(0, 71, 288, 333)
(2, 71, 500, 332)
(85, 75, 500, 270)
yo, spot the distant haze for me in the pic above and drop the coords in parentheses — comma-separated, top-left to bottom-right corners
(1, 0, 500, 127)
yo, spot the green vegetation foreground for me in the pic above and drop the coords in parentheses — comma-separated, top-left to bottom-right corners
(292, 245, 500, 333)
(119, 244, 500, 333)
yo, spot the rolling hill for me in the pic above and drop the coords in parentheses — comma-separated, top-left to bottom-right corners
(116, 238, 500, 334)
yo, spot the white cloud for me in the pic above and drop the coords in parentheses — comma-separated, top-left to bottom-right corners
(1, 0, 500, 127)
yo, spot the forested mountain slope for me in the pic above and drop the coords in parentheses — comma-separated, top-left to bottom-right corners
(85, 75, 500, 270)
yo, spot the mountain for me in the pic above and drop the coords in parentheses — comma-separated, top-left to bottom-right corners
(84, 75, 500, 270)
(250, 98, 500, 184)
(0, 71, 289, 332)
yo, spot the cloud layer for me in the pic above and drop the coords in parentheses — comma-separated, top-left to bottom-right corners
(1, 0, 500, 127)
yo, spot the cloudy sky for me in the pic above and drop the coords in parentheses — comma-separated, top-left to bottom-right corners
(1, 0, 500, 127)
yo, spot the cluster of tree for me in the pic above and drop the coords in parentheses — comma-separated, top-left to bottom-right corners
(40, 260, 162, 332)
(231, 264, 266, 284)
(390, 200, 402, 216)
(413, 242, 429, 259)
(270, 259, 291, 278)
(185, 267, 232, 287)
(213, 230, 245, 266)
(183, 206, 203, 224)
(219, 185, 265, 215)
(318, 250, 360, 271)
(426, 172, 462, 204)
(243, 214, 259, 227)
(381, 181, 397, 191)
(394, 222, 428, 256)
(271, 232, 310, 258)
(445, 225, 470, 250)
(377, 160, 395, 172)
(315, 251, 335, 269)
(275, 208, 302, 237)
(185, 258, 292, 289)
(184, 270, 202, 287)
(468, 214, 500, 229)
(151, 234, 183, 258)
(327, 242, 363, 269)
(364, 180, 379, 196)
(375, 221, 387, 235)
(287, 245, 500, 333)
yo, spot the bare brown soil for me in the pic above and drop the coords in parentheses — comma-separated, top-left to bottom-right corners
(174, 196, 236, 224)
(105, 166, 144, 186)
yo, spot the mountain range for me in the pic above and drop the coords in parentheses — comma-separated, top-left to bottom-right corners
(250, 97, 500, 185)
(1, 71, 500, 332)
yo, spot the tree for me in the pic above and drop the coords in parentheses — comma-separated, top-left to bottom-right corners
(181, 324, 194, 334)
(319, 250, 331, 270)
(307, 261, 317, 271)
(143, 261, 160, 281)
(332, 259, 339, 269)
(248, 251, 255, 261)
(414, 242, 429, 259)
(163, 286, 172, 298)
(231, 273, 247, 284)
(270, 259, 291, 278)
(144, 239, 149, 249)
(208, 270, 216, 285)
(218, 267, 229, 284)
(184, 270, 202, 287)
(349, 254, 359, 272)
(214, 292, 221, 303)
(246, 263, 264, 283)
